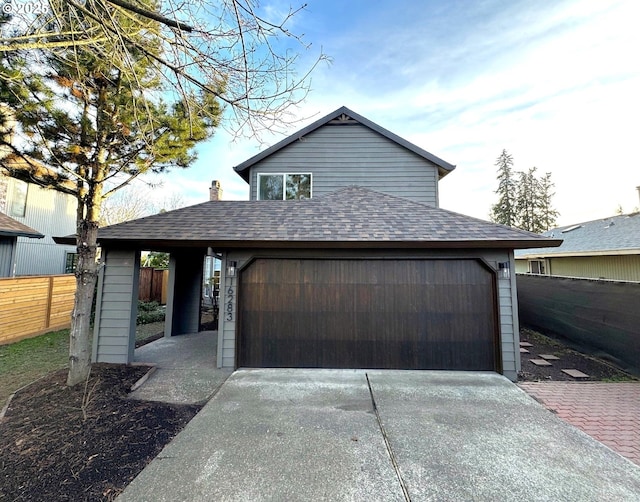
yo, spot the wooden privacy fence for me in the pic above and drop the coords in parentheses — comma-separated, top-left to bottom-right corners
(517, 274, 640, 376)
(138, 268, 168, 304)
(0, 274, 76, 344)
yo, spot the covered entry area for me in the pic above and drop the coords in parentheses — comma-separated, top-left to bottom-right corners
(238, 258, 500, 371)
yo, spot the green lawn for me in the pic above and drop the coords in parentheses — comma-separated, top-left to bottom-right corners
(0, 329, 70, 404)
(0, 321, 166, 405)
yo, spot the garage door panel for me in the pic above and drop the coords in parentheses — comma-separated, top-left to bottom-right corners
(239, 259, 498, 370)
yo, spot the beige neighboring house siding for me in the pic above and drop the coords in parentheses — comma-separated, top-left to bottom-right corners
(549, 255, 640, 281)
(515, 260, 529, 274)
(516, 254, 640, 282)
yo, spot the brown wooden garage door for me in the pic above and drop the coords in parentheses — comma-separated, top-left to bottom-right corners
(238, 259, 499, 370)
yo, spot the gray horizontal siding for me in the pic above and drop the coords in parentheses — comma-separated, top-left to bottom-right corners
(14, 238, 75, 276)
(93, 249, 139, 364)
(249, 124, 439, 205)
(0, 238, 15, 277)
(1, 176, 78, 276)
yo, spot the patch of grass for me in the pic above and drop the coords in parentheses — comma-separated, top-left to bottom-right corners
(0, 329, 70, 403)
(601, 375, 637, 382)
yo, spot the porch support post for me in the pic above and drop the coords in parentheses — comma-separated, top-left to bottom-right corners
(164, 249, 205, 337)
(92, 247, 140, 364)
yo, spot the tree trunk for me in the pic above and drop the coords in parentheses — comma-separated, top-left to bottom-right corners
(67, 219, 99, 386)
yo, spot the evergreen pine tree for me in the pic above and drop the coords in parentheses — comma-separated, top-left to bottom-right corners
(490, 149, 517, 226)
(515, 167, 542, 232)
(0, 3, 221, 385)
(489, 150, 559, 233)
(538, 172, 559, 231)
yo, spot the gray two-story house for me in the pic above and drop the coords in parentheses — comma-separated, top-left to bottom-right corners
(1, 157, 78, 276)
(77, 107, 560, 381)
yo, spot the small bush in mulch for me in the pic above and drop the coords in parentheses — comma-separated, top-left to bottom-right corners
(0, 364, 201, 502)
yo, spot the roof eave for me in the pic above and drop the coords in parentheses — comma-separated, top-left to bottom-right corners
(516, 248, 640, 259)
(53, 234, 75, 245)
(0, 229, 44, 239)
(95, 237, 562, 251)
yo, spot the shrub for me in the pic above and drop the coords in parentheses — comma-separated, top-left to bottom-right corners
(136, 301, 165, 325)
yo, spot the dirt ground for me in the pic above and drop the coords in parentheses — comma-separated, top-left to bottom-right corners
(0, 364, 200, 501)
(0, 313, 218, 501)
(518, 328, 636, 382)
(1, 326, 635, 501)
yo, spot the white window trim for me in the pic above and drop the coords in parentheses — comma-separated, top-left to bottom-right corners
(528, 259, 548, 275)
(257, 173, 313, 200)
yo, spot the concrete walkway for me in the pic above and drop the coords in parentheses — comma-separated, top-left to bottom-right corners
(520, 381, 640, 467)
(131, 331, 231, 405)
(119, 370, 640, 501)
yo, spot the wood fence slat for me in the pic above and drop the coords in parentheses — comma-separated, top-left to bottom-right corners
(0, 274, 76, 345)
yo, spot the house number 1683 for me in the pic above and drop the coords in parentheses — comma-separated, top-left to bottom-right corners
(225, 286, 234, 321)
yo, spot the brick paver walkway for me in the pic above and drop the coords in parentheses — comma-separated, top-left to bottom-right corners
(519, 382, 640, 466)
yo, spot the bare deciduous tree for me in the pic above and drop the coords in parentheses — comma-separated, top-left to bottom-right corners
(99, 186, 152, 227)
(0, 0, 324, 386)
(0, 0, 327, 137)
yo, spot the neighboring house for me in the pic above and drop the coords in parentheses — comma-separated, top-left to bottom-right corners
(0, 156, 77, 276)
(61, 106, 560, 381)
(515, 213, 640, 282)
(0, 211, 43, 277)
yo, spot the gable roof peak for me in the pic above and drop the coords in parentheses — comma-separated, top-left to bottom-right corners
(233, 106, 455, 182)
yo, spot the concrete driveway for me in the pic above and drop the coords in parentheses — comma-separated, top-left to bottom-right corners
(119, 370, 640, 501)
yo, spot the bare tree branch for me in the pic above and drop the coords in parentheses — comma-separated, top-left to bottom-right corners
(104, 0, 194, 32)
(0, 0, 328, 139)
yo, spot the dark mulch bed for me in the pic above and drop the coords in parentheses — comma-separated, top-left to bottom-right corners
(517, 328, 637, 382)
(0, 364, 201, 502)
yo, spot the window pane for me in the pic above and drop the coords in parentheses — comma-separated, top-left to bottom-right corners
(65, 253, 78, 274)
(286, 174, 311, 200)
(529, 260, 545, 274)
(259, 175, 284, 200)
(10, 181, 27, 217)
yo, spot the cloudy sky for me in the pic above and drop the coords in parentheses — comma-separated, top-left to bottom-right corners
(149, 0, 639, 226)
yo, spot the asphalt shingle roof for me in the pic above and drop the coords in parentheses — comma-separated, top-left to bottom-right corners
(0, 211, 43, 238)
(516, 213, 640, 257)
(85, 186, 560, 250)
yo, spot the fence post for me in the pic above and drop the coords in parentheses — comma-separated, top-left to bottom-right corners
(45, 275, 54, 329)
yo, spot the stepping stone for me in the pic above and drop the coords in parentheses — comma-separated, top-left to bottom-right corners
(520, 342, 533, 347)
(530, 359, 552, 366)
(561, 369, 589, 379)
(520, 347, 530, 353)
(539, 354, 560, 360)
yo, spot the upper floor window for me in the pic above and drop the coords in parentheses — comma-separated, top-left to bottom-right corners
(10, 180, 28, 217)
(258, 173, 311, 200)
